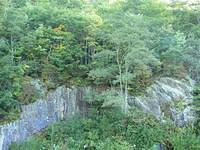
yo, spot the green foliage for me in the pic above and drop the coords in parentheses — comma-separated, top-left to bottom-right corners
(89, 3, 162, 97)
(10, 137, 46, 150)
(172, 6, 200, 82)
(193, 86, 200, 110)
(10, 108, 200, 150)
(0, 2, 199, 148)
(0, 55, 24, 120)
(0, 0, 99, 121)
(170, 128, 200, 150)
(18, 77, 42, 104)
(193, 85, 200, 135)
(11, 87, 200, 149)
(84, 90, 122, 111)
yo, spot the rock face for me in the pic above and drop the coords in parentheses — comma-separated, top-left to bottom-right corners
(0, 87, 89, 150)
(29, 79, 47, 98)
(0, 77, 195, 150)
(128, 77, 195, 126)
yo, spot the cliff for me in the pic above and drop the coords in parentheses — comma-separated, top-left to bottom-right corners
(0, 77, 195, 150)
(0, 87, 89, 150)
(129, 77, 195, 126)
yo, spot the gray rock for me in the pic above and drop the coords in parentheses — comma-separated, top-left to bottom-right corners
(0, 87, 88, 150)
(0, 77, 195, 150)
(128, 77, 195, 126)
(30, 79, 47, 98)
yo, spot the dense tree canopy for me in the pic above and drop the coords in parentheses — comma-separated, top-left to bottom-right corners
(0, 0, 199, 120)
(0, 0, 200, 148)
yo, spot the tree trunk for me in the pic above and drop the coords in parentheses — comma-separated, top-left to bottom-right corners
(10, 35, 14, 63)
(124, 64, 129, 114)
(116, 48, 124, 111)
(116, 49, 123, 93)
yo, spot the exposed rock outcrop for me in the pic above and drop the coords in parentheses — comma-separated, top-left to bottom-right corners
(0, 87, 89, 150)
(29, 79, 47, 98)
(0, 77, 195, 150)
(128, 77, 195, 126)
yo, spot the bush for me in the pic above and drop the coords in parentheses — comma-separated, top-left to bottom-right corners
(11, 106, 200, 150)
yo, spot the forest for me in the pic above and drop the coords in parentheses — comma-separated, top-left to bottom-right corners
(0, 0, 200, 149)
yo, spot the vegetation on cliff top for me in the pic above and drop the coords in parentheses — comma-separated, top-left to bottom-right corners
(0, 0, 200, 123)
(11, 86, 200, 149)
(0, 0, 200, 148)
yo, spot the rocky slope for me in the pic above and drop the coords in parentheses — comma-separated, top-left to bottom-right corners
(0, 86, 89, 150)
(128, 77, 195, 126)
(0, 77, 195, 150)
